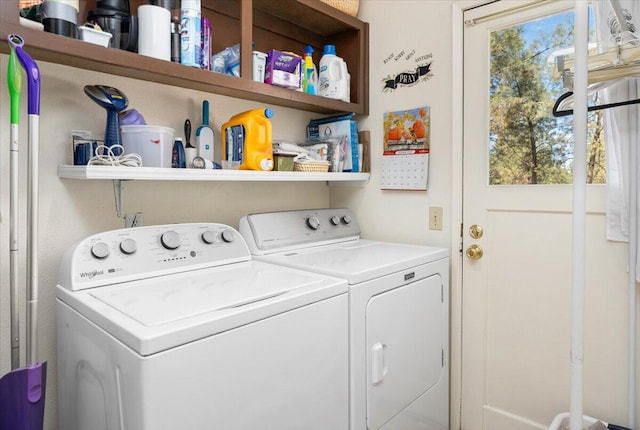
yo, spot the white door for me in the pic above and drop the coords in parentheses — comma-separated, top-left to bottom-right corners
(462, 1, 629, 429)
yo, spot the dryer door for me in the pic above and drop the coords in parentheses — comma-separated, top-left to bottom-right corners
(366, 274, 443, 429)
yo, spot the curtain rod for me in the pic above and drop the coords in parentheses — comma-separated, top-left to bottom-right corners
(464, 0, 550, 26)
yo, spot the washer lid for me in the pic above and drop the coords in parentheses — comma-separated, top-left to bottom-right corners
(258, 240, 448, 284)
(56, 260, 347, 356)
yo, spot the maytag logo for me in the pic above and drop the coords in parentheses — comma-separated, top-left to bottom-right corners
(80, 269, 104, 279)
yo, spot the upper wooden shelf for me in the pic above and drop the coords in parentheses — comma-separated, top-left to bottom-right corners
(0, 0, 369, 115)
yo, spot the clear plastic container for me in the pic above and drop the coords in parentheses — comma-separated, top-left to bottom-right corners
(121, 125, 175, 168)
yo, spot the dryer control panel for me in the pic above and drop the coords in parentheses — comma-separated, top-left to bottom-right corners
(59, 223, 250, 291)
(239, 208, 361, 254)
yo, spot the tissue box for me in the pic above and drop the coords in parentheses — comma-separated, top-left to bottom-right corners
(264, 50, 302, 89)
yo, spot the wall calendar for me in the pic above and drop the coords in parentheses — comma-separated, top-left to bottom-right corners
(380, 106, 430, 190)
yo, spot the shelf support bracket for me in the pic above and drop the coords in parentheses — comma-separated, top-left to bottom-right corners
(113, 179, 126, 218)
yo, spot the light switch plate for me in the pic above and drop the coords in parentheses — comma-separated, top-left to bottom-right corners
(429, 207, 443, 231)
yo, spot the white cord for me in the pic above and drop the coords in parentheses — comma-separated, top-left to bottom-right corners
(87, 145, 143, 167)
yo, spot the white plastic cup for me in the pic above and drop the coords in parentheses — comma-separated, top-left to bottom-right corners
(138, 5, 171, 61)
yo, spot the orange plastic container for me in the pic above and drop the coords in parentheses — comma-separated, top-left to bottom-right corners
(221, 108, 274, 171)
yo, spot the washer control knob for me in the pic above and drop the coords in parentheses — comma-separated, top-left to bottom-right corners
(341, 214, 352, 225)
(330, 216, 340, 226)
(161, 230, 181, 250)
(221, 229, 235, 243)
(202, 230, 217, 244)
(91, 242, 110, 259)
(306, 216, 321, 230)
(119, 238, 137, 255)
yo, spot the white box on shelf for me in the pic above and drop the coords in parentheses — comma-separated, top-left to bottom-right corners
(77, 25, 113, 47)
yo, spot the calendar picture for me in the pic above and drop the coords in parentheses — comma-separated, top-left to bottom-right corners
(381, 107, 430, 190)
(383, 107, 430, 152)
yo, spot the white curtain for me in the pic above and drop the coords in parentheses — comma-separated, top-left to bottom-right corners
(593, 0, 640, 280)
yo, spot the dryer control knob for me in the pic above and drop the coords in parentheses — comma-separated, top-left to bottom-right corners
(91, 242, 110, 259)
(202, 230, 217, 244)
(119, 238, 137, 255)
(306, 216, 321, 230)
(341, 215, 352, 225)
(221, 229, 235, 243)
(330, 216, 340, 226)
(161, 230, 181, 250)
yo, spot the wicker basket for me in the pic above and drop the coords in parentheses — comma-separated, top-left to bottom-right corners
(319, 0, 359, 17)
(294, 160, 330, 172)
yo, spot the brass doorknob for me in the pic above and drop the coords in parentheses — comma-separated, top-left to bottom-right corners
(466, 244, 483, 260)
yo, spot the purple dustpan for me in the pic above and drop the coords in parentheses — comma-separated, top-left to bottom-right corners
(0, 362, 47, 430)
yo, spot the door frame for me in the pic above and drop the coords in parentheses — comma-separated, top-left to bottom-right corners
(450, 2, 500, 429)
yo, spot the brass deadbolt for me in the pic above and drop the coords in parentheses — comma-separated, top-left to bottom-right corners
(469, 224, 483, 239)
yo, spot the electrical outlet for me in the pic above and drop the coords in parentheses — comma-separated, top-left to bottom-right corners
(125, 213, 144, 228)
(429, 207, 443, 231)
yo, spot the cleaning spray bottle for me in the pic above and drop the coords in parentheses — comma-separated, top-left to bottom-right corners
(302, 45, 317, 95)
(221, 108, 274, 171)
(180, 0, 202, 67)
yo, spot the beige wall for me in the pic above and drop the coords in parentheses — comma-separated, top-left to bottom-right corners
(0, 2, 460, 429)
(0, 57, 333, 429)
(331, 1, 459, 427)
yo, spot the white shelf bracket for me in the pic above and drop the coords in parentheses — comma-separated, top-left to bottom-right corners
(113, 179, 126, 218)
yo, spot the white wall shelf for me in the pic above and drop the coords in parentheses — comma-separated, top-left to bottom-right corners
(58, 165, 370, 186)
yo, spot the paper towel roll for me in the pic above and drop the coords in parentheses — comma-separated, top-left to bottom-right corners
(138, 4, 171, 61)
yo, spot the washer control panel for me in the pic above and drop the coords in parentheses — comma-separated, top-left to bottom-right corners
(60, 223, 248, 291)
(239, 208, 361, 253)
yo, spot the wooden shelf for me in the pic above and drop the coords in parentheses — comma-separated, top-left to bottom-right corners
(58, 165, 370, 186)
(1, 0, 369, 115)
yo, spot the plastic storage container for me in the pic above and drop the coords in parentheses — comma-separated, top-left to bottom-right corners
(77, 24, 112, 47)
(221, 108, 274, 171)
(121, 125, 175, 168)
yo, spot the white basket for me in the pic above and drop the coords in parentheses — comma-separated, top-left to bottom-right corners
(293, 160, 330, 172)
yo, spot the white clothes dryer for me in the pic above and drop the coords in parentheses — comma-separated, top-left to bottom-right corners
(56, 223, 349, 430)
(240, 208, 450, 430)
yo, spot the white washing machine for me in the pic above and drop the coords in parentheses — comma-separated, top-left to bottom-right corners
(239, 208, 450, 430)
(56, 223, 349, 430)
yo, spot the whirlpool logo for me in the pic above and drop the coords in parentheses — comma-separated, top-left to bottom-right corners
(79, 269, 104, 279)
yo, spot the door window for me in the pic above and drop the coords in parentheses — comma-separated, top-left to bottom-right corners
(489, 7, 606, 185)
